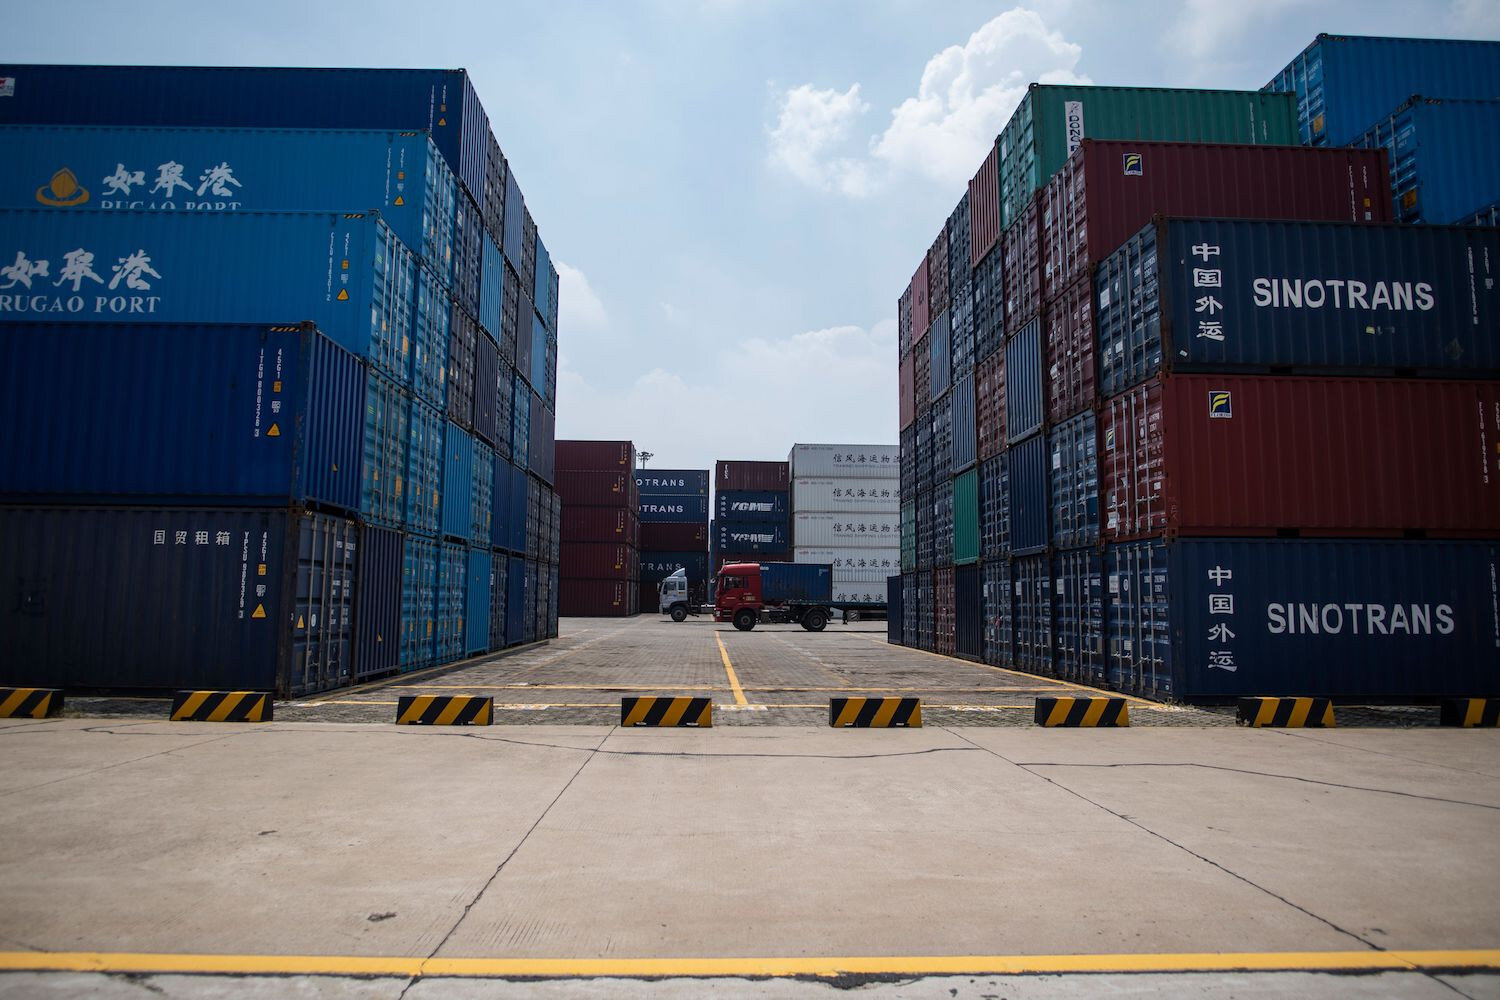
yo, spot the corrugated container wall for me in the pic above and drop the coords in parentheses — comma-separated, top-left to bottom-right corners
(1005, 318, 1045, 444)
(640, 495, 709, 522)
(792, 480, 899, 514)
(1012, 554, 1053, 676)
(928, 309, 952, 400)
(355, 524, 402, 681)
(969, 143, 1001, 266)
(465, 548, 491, 655)
(787, 444, 900, 478)
(1003, 195, 1043, 331)
(716, 491, 789, 522)
(951, 373, 977, 474)
(981, 560, 1012, 667)
(1354, 97, 1500, 224)
(1008, 435, 1050, 556)
(641, 522, 708, 549)
(1053, 548, 1105, 687)
(955, 564, 982, 660)
(556, 440, 634, 473)
(716, 461, 790, 492)
(1049, 411, 1099, 550)
(714, 522, 790, 555)
(636, 469, 710, 496)
(441, 422, 475, 541)
(979, 454, 1010, 561)
(793, 513, 899, 549)
(953, 468, 979, 566)
(887, 576, 904, 645)
(976, 349, 1007, 461)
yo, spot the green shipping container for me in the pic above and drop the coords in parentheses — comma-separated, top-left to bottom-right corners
(901, 500, 916, 572)
(997, 85, 1299, 228)
(954, 469, 980, 566)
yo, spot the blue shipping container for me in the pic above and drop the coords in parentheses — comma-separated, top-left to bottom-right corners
(522, 560, 539, 643)
(435, 539, 466, 664)
(466, 547, 492, 655)
(1096, 218, 1500, 396)
(929, 307, 952, 400)
(0, 321, 363, 511)
(1354, 97, 1500, 224)
(1049, 411, 1098, 550)
(2, 125, 458, 290)
(1013, 554, 1053, 677)
(640, 551, 710, 583)
(933, 478, 954, 567)
(527, 391, 555, 484)
(441, 421, 474, 541)
(529, 311, 549, 391)
(1265, 34, 1500, 146)
(534, 236, 553, 330)
(474, 331, 500, 448)
(0, 208, 418, 383)
(471, 439, 495, 548)
(1107, 538, 1500, 702)
(887, 575, 904, 645)
(951, 371, 976, 474)
(400, 533, 438, 671)
(511, 371, 530, 472)
(502, 170, 526, 271)
(715, 520, 791, 555)
(508, 464, 529, 554)
(931, 390, 953, 483)
(981, 559, 1012, 668)
(1008, 435, 1050, 556)
(506, 556, 528, 645)
(1005, 317, 1044, 443)
(640, 495, 711, 522)
(493, 358, 514, 460)
(412, 263, 449, 408)
(363, 371, 410, 528)
(1052, 548, 1105, 688)
(979, 453, 1010, 561)
(491, 456, 513, 551)
(636, 469, 710, 497)
(716, 491, 789, 523)
(453, 192, 483, 320)
(489, 551, 509, 649)
(480, 233, 504, 338)
(759, 563, 832, 603)
(355, 523, 403, 682)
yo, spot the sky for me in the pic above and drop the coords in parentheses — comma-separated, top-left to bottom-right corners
(6, 0, 1499, 475)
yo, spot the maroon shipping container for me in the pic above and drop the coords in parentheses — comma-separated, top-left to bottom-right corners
(912, 256, 930, 345)
(928, 228, 950, 320)
(561, 506, 637, 544)
(899, 353, 916, 430)
(934, 567, 955, 656)
(969, 143, 1001, 267)
(715, 461, 789, 492)
(555, 470, 634, 507)
(976, 349, 1007, 461)
(1002, 193, 1042, 334)
(1043, 274, 1096, 425)
(1101, 375, 1500, 541)
(560, 542, 639, 581)
(556, 440, 635, 473)
(1042, 141, 1392, 298)
(641, 522, 709, 549)
(559, 578, 638, 617)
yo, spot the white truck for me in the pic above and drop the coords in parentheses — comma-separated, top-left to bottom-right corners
(657, 567, 710, 622)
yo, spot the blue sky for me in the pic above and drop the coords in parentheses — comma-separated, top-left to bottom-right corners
(6, 1, 1498, 473)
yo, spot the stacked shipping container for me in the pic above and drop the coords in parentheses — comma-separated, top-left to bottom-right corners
(788, 444, 901, 607)
(556, 441, 639, 616)
(636, 468, 711, 611)
(0, 65, 561, 697)
(714, 460, 792, 573)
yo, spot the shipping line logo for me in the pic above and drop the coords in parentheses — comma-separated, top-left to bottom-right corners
(35, 159, 245, 211)
(36, 168, 89, 206)
(0, 247, 163, 315)
(1209, 390, 1232, 419)
(1122, 152, 1143, 176)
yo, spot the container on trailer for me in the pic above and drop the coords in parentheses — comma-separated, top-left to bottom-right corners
(976, 348, 1007, 462)
(981, 559, 1012, 667)
(435, 539, 466, 664)
(1354, 97, 1500, 224)
(887, 576, 905, 644)
(951, 372, 977, 474)
(636, 469, 710, 496)
(793, 513, 901, 550)
(558, 578, 633, 617)
(1005, 317, 1045, 444)
(1101, 375, 1500, 541)
(716, 490, 790, 522)
(1043, 274, 1096, 425)
(354, 523, 402, 681)
(997, 84, 1298, 227)
(1008, 435, 1050, 556)
(640, 522, 708, 549)
(405, 400, 444, 536)
(787, 444, 899, 478)
(400, 533, 437, 670)
(562, 507, 636, 544)
(560, 542, 638, 581)
(980, 453, 1010, 561)
(1012, 554, 1053, 676)
(1096, 218, 1500, 397)
(934, 566, 955, 656)
(1003, 196, 1043, 334)
(1049, 411, 1099, 550)
(1052, 548, 1105, 687)
(0, 321, 364, 510)
(933, 479, 954, 567)
(953, 467, 979, 566)
(489, 551, 509, 649)
(465, 548, 491, 655)
(929, 309, 952, 400)
(955, 563, 982, 661)
(715, 521, 790, 555)
(791, 479, 899, 514)
(474, 332, 499, 446)
(507, 555, 529, 638)
(970, 143, 1002, 266)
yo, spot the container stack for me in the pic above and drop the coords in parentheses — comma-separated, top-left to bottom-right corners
(713, 461, 792, 571)
(788, 444, 900, 607)
(557, 441, 639, 616)
(0, 65, 561, 698)
(636, 469, 711, 612)
(894, 60, 1500, 703)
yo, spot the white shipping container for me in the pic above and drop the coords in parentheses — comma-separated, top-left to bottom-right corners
(793, 478, 900, 513)
(787, 443, 900, 479)
(792, 513, 900, 548)
(794, 547, 901, 578)
(830, 582, 888, 604)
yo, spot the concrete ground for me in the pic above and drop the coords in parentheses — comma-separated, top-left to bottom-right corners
(4, 615, 1497, 997)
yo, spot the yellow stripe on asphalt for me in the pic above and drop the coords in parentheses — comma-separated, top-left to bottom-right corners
(1, 949, 1496, 979)
(715, 634, 749, 707)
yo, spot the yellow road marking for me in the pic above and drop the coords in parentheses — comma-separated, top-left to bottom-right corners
(715, 634, 749, 707)
(1, 949, 1496, 978)
(297, 640, 552, 704)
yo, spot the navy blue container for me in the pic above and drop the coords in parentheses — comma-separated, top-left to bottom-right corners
(1005, 317, 1044, 443)
(951, 372, 977, 474)
(504, 556, 527, 643)
(471, 439, 494, 548)
(446, 302, 476, 430)
(0, 505, 356, 695)
(640, 551, 710, 584)
(406, 400, 444, 536)
(759, 563, 832, 603)
(452, 193, 483, 321)
(400, 533, 437, 671)
(534, 236, 553, 329)
(491, 457, 512, 550)
(510, 371, 530, 472)
(715, 491, 789, 523)
(480, 234, 504, 338)
(1052, 548, 1105, 687)
(955, 563, 982, 661)
(641, 495, 710, 522)
(412, 263, 450, 409)
(973, 246, 1004, 362)
(1108, 538, 1500, 702)
(981, 560, 1012, 667)
(715, 521, 790, 555)
(1096, 218, 1500, 396)
(529, 311, 549, 392)
(493, 360, 514, 461)
(508, 464, 529, 554)
(887, 575, 904, 645)
(979, 453, 1010, 561)
(489, 551, 509, 649)
(636, 469, 710, 496)
(0, 321, 363, 511)
(915, 487, 934, 571)
(1354, 97, 1500, 224)
(933, 478, 954, 567)
(474, 331, 500, 447)
(354, 523, 403, 681)
(901, 573, 919, 648)
(527, 391, 555, 484)
(950, 281, 975, 381)
(502, 171, 526, 271)
(435, 539, 466, 664)
(1048, 411, 1098, 550)
(465, 547, 492, 655)
(522, 560, 539, 642)
(929, 308, 952, 400)
(914, 412, 934, 494)
(916, 570, 934, 650)
(1007, 435, 1050, 556)
(362, 371, 410, 528)
(1265, 34, 1500, 146)
(1013, 554, 1053, 677)
(930, 391, 953, 482)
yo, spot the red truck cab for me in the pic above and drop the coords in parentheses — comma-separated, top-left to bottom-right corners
(715, 561, 834, 632)
(714, 563, 760, 625)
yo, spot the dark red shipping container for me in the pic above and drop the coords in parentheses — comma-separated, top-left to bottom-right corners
(1043, 274, 1097, 425)
(641, 522, 709, 549)
(976, 348, 1007, 461)
(561, 507, 637, 544)
(934, 566, 956, 656)
(555, 470, 634, 507)
(559, 578, 638, 616)
(1002, 193, 1042, 334)
(1101, 375, 1500, 541)
(899, 353, 916, 430)
(912, 256, 931, 345)
(969, 142, 1002, 267)
(560, 542, 639, 581)
(1042, 141, 1392, 298)
(556, 440, 635, 473)
(928, 228, 950, 320)
(715, 461, 789, 492)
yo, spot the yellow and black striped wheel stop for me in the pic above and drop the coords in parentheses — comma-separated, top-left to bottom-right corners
(0, 688, 64, 719)
(396, 695, 494, 726)
(1034, 696, 1129, 727)
(621, 696, 712, 727)
(170, 691, 273, 722)
(1440, 698, 1500, 728)
(1237, 697, 1335, 728)
(830, 697, 922, 728)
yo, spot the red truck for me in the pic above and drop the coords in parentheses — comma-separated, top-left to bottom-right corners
(715, 561, 836, 632)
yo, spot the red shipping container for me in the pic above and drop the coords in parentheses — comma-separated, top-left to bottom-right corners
(1041, 141, 1392, 298)
(1002, 193, 1042, 334)
(969, 142, 1001, 267)
(934, 566, 955, 656)
(559, 578, 637, 616)
(912, 256, 930, 345)
(899, 353, 916, 430)
(715, 461, 789, 492)
(1101, 375, 1500, 541)
(561, 542, 639, 581)
(556, 440, 635, 473)
(928, 228, 950, 320)
(555, 470, 633, 507)
(561, 506, 636, 544)
(1043, 274, 1096, 425)
(976, 348, 1007, 461)
(641, 522, 708, 549)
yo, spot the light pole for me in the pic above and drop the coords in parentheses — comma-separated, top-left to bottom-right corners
(638, 450, 653, 469)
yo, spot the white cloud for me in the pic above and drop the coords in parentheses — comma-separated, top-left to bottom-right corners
(1169, 0, 1313, 67)
(767, 83, 875, 196)
(555, 260, 607, 334)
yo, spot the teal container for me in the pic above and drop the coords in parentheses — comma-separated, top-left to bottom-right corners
(954, 468, 980, 566)
(400, 533, 437, 672)
(362, 371, 410, 528)
(405, 400, 444, 535)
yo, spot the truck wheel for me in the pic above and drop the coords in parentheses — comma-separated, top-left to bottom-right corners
(671, 606, 688, 623)
(846, 610, 861, 623)
(803, 608, 828, 632)
(733, 609, 756, 631)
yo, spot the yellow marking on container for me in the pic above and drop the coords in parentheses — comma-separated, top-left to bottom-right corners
(258, 564, 266, 576)
(271, 381, 281, 393)
(336, 289, 349, 301)
(266, 423, 280, 437)
(251, 604, 266, 620)
(296, 615, 305, 630)
(341, 259, 349, 270)
(394, 195, 405, 206)
(715, 633, 749, 707)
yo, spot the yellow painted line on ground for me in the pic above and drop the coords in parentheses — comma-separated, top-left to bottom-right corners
(298, 641, 553, 704)
(384, 684, 730, 692)
(2, 949, 1496, 979)
(714, 633, 749, 707)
